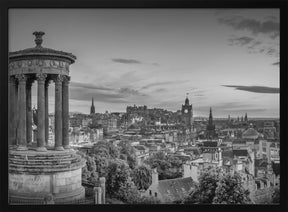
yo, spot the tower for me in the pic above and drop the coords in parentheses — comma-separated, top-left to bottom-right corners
(244, 113, 248, 122)
(90, 97, 95, 114)
(206, 107, 216, 139)
(181, 95, 193, 144)
(181, 95, 193, 133)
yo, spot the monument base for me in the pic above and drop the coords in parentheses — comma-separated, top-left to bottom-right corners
(9, 147, 86, 204)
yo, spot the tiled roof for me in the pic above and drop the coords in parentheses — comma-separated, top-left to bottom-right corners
(157, 177, 196, 202)
(233, 149, 248, 157)
(242, 128, 259, 138)
(134, 145, 147, 151)
(254, 159, 268, 168)
(232, 139, 246, 144)
(223, 157, 233, 166)
(222, 150, 233, 158)
(203, 141, 218, 147)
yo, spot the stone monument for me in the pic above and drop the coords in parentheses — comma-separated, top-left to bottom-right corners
(8, 32, 86, 204)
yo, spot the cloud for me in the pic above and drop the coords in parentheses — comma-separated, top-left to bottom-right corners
(266, 47, 278, 56)
(272, 61, 279, 66)
(219, 15, 279, 58)
(247, 40, 262, 49)
(228, 36, 254, 46)
(118, 87, 146, 97)
(247, 45, 279, 57)
(70, 81, 113, 91)
(219, 17, 279, 38)
(222, 85, 279, 93)
(111, 58, 142, 64)
(141, 80, 190, 90)
(69, 87, 129, 103)
(154, 88, 167, 92)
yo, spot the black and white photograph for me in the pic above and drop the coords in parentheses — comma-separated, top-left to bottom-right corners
(7, 8, 280, 205)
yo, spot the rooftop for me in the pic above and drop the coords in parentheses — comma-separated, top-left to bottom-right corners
(9, 31, 76, 63)
(242, 128, 259, 138)
(157, 177, 196, 202)
(233, 149, 249, 157)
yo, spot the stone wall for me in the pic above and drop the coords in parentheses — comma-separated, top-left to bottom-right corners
(9, 149, 86, 203)
(252, 187, 274, 204)
(9, 168, 84, 203)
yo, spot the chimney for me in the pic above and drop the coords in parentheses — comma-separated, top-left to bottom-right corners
(152, 168, 159, 185)
(183, 163, 191, 178)
(259, 140, 263, 159)
(266, 141, 271, 164)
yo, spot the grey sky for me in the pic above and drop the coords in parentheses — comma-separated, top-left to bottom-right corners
(9, 9, 279, 118)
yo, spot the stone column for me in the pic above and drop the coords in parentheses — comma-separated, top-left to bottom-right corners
(94, 187, 102, 204)
(36, 73, 47, 152)
(15, 81, 19, 144)
(45, 80, 50, 146)
(8, 76, 17, 146)
(62, 76, 70, 149)
(15, 74, 28, 151)
(26, 78, 33, 144)
(54, 75, 64, 151)
(99, 177, 106, 204)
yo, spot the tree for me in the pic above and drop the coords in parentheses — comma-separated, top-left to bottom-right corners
(80, 154, 99, 185)
(117, 179, 141, 204)
(132, 165, 152, 190)
(106, 159, 137, 203)
(184, 168, 251, 204)
(272, 187, 280, 204)
(144, 152, 182, 180)
(184, 168, 220, 204)
(119, 141, 137, 169)
(92, 154, 109, 178)
(212, 172, 251, 204)
(92, 140, 120, 159)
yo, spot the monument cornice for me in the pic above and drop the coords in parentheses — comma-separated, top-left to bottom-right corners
(9, 53, 75, 64)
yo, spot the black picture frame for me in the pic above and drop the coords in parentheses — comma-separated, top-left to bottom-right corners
(1, 1, 287, 212)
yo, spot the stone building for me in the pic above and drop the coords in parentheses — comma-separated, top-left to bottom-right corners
(144, 167, 196, 203)
(8, 32, 86, 204)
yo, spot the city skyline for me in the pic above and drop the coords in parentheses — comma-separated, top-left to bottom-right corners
(9, 9, 279, 118)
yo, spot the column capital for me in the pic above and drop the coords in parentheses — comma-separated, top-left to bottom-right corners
(54, 75, 64, 84)
(45, 79, 51, 87)
(62, 76, 71, 85)
(36, 73, 47, 82)
(9, 76, 16, 84)
(15, 74, 27, 83)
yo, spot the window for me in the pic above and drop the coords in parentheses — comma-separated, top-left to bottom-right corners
(149, 190, 152, 195)
(155, 192, 157, 197)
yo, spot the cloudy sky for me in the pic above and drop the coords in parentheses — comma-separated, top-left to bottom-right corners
(9, 9, 279, 118)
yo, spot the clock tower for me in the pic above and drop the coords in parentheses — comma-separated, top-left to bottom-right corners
(181, 96, 194, 144)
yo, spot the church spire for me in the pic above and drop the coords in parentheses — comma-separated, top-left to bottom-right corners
(209, 107, 213, 122)
(90, 97, 95, 114)
(185, 93, 189, 105)
(206, 107, 215, 139)
(244, 113, 248, 122)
